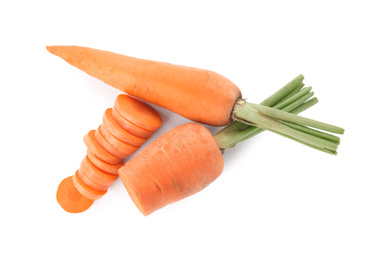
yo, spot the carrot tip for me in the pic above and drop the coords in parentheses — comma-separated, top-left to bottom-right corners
(56, 176, 94, 213)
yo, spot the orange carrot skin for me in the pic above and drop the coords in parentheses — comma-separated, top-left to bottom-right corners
(47, 46, 241, 126)
(118, 123, 224, 216)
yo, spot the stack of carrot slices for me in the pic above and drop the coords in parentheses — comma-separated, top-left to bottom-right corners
(56, 94, 162, 213)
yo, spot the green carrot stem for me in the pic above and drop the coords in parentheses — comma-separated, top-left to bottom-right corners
(237, 98, 318, 144)
(214, 75, 307, 151)
(249, 104, 345, 134)
(232, 101, 343, 154)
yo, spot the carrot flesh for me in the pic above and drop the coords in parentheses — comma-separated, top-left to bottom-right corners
(114, 94, 162, 131)
(46, 45, 241, 126)
(118, 123, 224, 216)
(99, 124, 139, 156)
(73, 171, 107, 200)
(102, 108, 147, 147)
(95, 126, 129, 159)
(83, 130, 122, 165)
(80, 156, 118, 186)
(86, 150, 124, 175)
(111, 106, 154, 139)
(57, 176, 94, 213)
(78, 166, 109, 192)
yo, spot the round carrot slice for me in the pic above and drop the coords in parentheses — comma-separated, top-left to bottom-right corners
(80, 156, 118, 186)
(57, 175, 94, 213)
(87, 150, 124, 175)
(111, 106, 154, 139)
(114, 94, 162, 131)
(83, 130, 122, 165)
(73, 171, 107, 200)
(78, 166, 109, 191)
(102, 108, 147, 147)
(99, 124, 139, 156)
(95, 126, 129, 159)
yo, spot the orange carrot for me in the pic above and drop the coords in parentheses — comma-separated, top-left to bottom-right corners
(46, 45, 241, 126)
(102, 108, 147, 147)
(57, 175, 94, 213)
(47, 46, 344, 155)
(86, 150, 124, 175)
(73, 170, 107, 200)
(118, 123, 224, 216)
(56, 93, 162, 213)
(84, 130, 122, 165)
(78, 166, 109, 192)
(95, 126, 129, 159)
(111, 106, 154, 139)
(99, 125, 139, 156)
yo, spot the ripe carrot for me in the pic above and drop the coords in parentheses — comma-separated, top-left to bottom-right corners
(119, 123, 223, 216)
(46, 45, 241, 126)
(102, 108, 147, 147)
(73, 170, 108, 200)
(86, 150, 124, 175)
(47, 46, 343, 155)
(56, 93, 162, 213)
(111, 106, 154, 139)
(118, 77, 344, 216)
(56, 175, 94, 213)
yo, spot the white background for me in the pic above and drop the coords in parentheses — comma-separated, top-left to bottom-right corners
(1, 1, 389, 259)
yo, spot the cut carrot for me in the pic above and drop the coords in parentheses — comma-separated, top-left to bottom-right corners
(114, 94, 162, 131)
(118, 123, 224, 216)
(78, 166, 109, 191)
(86, 150, 124, 175)
(80, 156, 118, 186)
(83, 130, 122, 165)
(102, 108, 147, 147)
(99, 124, 139, 156)
(111, 106, 154, 139)
(57, 175, 94, 213)
(95, 126, 129, 159)
(73, 170, 107, 200)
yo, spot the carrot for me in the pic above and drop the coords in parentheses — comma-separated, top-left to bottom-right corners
(46, 45, 241, 126)
(118, 123, 223, 216)
(118, 77, 344, 216)
(57, 175, 94, 213)
(86, 150, 124, 175)
(102, 108, 147, 147)
(84, 130, 122, 165)
(114, 94, 162, 132)
(95, 126, 129, 159)
(73, 170, 107, 200)
(47, 46, 343, 155)
(99, 125, 139, 156)
(78, 166, 109, 192)
(56, 93, 162, 213)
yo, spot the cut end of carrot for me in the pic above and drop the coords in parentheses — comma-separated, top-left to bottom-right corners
(56, 176, 94, 213)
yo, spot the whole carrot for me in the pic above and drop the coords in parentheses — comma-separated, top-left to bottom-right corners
(47, 46, 343, 154)
(47, 45, 240, 126)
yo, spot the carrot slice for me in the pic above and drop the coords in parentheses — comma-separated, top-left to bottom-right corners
(87, 150, 124, 175)
(80, 156, 118, 186)
(73, 170, 107, 200)
(95, 126, 129, 159)
(78, 166, 109, 191)
(99, 124, 139, 155)
(102, 108, 147, 147)
(111, 106, 154, 139)
(57, 175, 94, 213)
(114, 94, 162, 131)
(83, 130, 122, 164)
